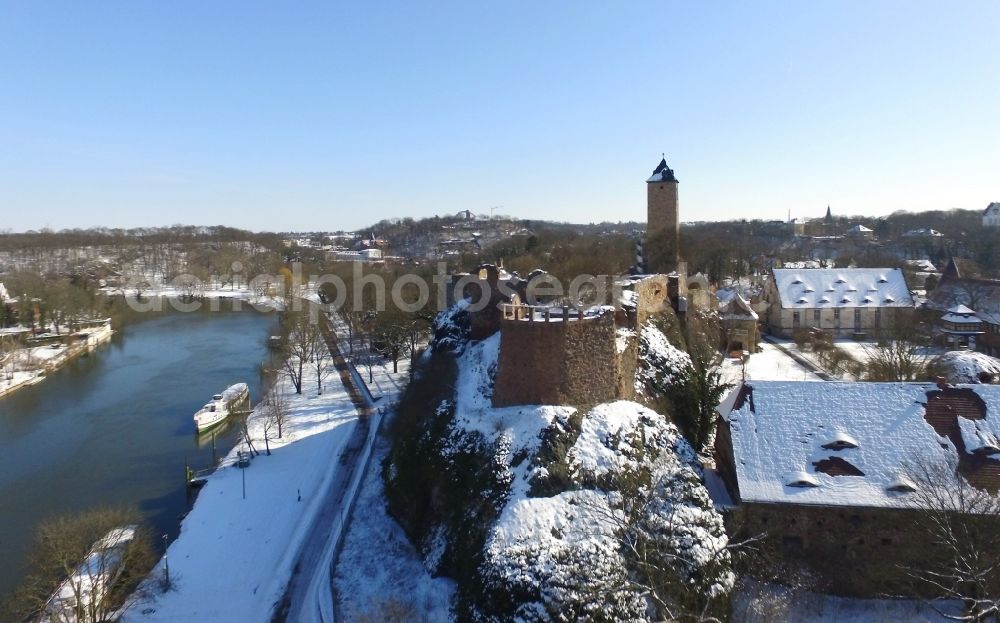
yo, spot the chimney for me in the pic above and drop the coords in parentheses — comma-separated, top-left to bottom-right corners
(935, 377, 949, 390)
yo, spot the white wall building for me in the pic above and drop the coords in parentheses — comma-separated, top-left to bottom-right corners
(763, 268, 914, 337)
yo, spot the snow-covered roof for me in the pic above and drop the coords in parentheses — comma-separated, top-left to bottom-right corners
(771, 268, 913, 309)
(718, 291, 759, 320)
(941, 305, 982, 324)
(984, 202, 1000, 216)
(646, 157, 678, 183)
(720, 381, 1000, 509)
(903, 258, 938, 272)
(848, 224, 873, 233)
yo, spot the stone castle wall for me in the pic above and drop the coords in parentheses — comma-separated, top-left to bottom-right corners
(492, 310, 621, 407)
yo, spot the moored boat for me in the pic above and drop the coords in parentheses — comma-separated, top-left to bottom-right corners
(193, 382, 249, 432)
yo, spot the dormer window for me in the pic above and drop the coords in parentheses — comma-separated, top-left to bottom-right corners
(803, 286, 815, 293)
(821, 433, 859, 450)
(819, 296, 830, 304)
(785, 471, 820, 488)
(792, 276, 803, 285)
(797, 297, 808, 304)
(813, 457, 864, 477)
(884, 296, 895, 303)
(886, 477, 918, 493)
(878, 275, 888, 283)
(841, 297, 852, 304)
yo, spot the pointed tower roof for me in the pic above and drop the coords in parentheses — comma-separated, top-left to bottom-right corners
(647, 157, 678, 183)
(825, 205, 832, 221)
(942, 257, 961, 282)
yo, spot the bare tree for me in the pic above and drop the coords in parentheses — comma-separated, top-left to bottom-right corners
(261, 385, 289, 456)
(863, 321, 931, 381)
(904, 459, 1000, 622)
(2, 507, 156, 623)
(280, 308, 322, 395)
(356, 345, 382, 384)
(313, 332, 332, 395)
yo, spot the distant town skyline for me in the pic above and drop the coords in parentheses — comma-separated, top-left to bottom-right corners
(1, 1, 997, 232)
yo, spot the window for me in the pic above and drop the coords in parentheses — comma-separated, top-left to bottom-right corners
(875, 309, 881, 329)
(854, 309, 862, 328)
(834, 308, 841, 322)
(814, 309, 821, 325)
(793, 311, 800, 328)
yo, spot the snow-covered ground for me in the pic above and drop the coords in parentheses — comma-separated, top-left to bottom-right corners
(732, 579, 959, 622)
(330, 312, 456, 621)
(334, 435, 456, 621)
(763, 337, 945, 382)
(935, 349, 1000, 383)
(125, 358, 359, 622)
(719, 341, 825, 385)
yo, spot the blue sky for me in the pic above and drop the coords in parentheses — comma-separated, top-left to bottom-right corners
(1, 1, 997, 232)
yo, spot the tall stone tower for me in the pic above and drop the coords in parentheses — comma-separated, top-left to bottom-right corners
(646, 157, 679, 274)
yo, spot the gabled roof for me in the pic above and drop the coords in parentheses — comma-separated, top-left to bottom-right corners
(983, 202, 1000, 216)
(771, 268, 913, 309)
(647, 157, 678, 183)
(719, 381, 1000, 509)
(719, 291, 759, 320)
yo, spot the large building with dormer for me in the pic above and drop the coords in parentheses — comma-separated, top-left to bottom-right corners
(763, 268, 914, 338)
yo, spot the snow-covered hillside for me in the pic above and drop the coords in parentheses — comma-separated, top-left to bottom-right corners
(382, 305, 731, 621)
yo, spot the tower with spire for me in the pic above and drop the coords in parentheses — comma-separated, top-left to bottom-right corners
(646, 155, 680, 273)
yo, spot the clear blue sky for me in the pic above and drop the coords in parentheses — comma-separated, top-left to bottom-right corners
(1, 1, 997, 232)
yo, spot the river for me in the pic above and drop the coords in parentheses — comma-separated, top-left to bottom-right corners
(0, 307, 277, 597)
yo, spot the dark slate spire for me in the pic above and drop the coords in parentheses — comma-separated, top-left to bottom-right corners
(648, 156, 678, 183)
(825, 205, 832, 221)
(942, 257, 961, 282)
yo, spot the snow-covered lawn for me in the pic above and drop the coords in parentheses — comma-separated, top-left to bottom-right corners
(719, 341, 825, 384)
(125, 361, 359, 623)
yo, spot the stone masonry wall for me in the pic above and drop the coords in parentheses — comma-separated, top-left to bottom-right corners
(493, 310, 620, 407)
(646, 181, 679, 274)
(728, 502, 1000, 597)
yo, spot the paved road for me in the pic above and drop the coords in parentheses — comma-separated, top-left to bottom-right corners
(274, 314, 373, 622)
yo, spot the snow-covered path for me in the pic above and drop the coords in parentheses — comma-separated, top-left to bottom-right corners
(125, 351, 359, 622)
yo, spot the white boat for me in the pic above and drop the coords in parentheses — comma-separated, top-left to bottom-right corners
(193, 382, 249, 432)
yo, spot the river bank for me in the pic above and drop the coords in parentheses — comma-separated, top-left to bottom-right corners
(0, 320, 114, 401)
(0, 309, 275, 598)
